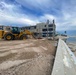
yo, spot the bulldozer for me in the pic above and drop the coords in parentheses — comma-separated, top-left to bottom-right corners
(0, 26, 33, 40)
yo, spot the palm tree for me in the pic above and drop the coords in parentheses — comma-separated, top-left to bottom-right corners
(64, 31, 67, 34)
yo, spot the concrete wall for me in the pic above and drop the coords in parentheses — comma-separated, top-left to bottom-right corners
(51, 39, 76, 75)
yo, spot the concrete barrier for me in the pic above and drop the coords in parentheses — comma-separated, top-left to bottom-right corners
(51, 39, 76, 75)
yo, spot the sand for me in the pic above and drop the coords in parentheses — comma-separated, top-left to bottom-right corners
(0, 39, 56, 75)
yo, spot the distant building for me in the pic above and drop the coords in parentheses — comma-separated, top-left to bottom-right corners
(0, 26, 3, 30)
(21, 20, 56, 38)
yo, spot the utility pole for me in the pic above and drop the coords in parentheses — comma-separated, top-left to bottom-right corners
(39, 24, 41, 38)
(46, 20, 49, 39)
(53, 20, 55, 40)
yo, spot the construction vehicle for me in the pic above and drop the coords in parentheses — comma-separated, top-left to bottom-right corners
(0, 26, 33, 40)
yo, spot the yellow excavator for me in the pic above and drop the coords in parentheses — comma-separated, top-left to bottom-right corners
(0, 26, 33, 40)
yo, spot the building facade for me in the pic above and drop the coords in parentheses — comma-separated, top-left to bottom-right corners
(21, 20, 56, 38)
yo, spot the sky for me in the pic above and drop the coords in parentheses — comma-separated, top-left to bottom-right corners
(0, 0, 76, 31)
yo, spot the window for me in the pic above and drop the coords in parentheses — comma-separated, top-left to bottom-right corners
(45, 25, 46, 27)
(42, 33, 47, 34)
(42, 35, 46, 37)
(25, 27, 29, 29)
(49, 33, 53, 35)
(48, 28, 53, 31)
(29, 27, 30, 29)
(12, 27, 18, 32)
(48, 24, 53, 27)
(49, 34, 52, 37)
(34, 26, 36, 29)
(0, 26, 3, 30)
(30, 26, 36, 29)
(42, 29, 47, 31)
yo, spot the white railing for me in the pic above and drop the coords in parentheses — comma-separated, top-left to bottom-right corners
(51, 39, 76, 75)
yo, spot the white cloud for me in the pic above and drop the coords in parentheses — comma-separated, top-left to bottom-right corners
(15, 0, 52, 11)
(0, 12, 39, 26)
(15, 0, 76, 30)
(38, 14, 56, 23)
(41, 14, 55, 20)
(0, 1, 39, 26)
(0, 0, 76, 31)
(0, 1, 56, 26)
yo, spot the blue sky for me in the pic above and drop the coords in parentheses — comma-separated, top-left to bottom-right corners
(0, 0, 76, 31)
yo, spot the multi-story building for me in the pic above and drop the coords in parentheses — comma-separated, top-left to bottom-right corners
(21, 20, 56, 38)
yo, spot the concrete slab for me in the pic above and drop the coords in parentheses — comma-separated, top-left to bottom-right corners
(52, 39, 76, 75)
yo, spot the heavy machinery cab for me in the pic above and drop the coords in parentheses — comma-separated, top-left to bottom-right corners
(12, 27, 20, 34)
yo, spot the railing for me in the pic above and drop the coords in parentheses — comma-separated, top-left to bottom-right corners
(51, 39, 76, 75)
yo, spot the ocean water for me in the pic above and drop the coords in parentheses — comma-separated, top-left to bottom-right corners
(58, 30, 76, 43)
(66, 30, 76, 43)
(66, 37, 76, 43)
